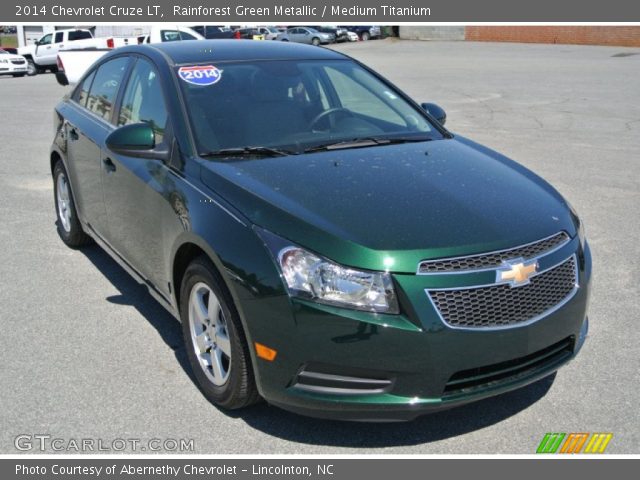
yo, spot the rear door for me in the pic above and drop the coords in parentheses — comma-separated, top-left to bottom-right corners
(64, 56, 131, 237)
(101, 57, 173, 294)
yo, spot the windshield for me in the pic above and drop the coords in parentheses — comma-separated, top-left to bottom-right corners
(177, 59, 443, 155)
(0, 49, 7, 55)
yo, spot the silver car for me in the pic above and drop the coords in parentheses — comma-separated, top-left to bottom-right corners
(277, 27, 335, 46)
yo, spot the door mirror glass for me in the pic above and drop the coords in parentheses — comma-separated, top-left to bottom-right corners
(421, 102, 447, 125)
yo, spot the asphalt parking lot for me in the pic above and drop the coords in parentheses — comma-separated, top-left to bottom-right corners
(0, 39, 638, 454)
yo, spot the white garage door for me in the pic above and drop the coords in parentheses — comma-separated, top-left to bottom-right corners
(23, 26, 44, 45)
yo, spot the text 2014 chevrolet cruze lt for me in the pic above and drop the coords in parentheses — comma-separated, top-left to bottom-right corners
(51, 41, 591, 421)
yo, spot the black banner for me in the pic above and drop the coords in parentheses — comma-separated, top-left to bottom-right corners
(3, 0, 640, 23)
(4, 459, 638, 480)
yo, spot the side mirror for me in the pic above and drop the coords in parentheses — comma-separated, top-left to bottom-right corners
(105, 123, 168, 161)
(421, 102, 447, 126)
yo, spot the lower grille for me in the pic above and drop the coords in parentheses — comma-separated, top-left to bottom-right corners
(428, 255, 577, 329)
(444, 337, 574, 396)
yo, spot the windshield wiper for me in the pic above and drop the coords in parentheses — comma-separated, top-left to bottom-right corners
(200, 146, 296, 158)
(303, 136, 433, 153)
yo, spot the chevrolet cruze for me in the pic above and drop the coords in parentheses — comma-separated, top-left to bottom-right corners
(51, 41, 591, 421)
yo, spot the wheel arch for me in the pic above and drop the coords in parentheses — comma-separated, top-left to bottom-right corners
(170, 234, 264, 380)
(170, 235, 243, 322)
(50, 149, 63, 174)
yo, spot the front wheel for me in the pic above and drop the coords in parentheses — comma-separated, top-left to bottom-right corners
(311, 37, 320, 46)
(26, 60, 37, 76)
(180, 257, 260, 410)
(53, 161, 92, 248)
(361, 31, 370, 41)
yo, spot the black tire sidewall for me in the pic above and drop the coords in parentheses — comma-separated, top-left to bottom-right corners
(179, 259, 256, 409)
(26, 60, 37, 76)
(53, 161, 89, 248)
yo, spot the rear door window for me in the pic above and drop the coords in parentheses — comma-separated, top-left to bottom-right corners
(72, 70, 96, 107)
(85, 57, 130, 122)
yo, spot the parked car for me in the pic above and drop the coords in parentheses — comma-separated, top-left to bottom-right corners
(255, 26, 280, 40)
(0, 48, 28, 77)
(346, 31, 359, 42)
(278, 27, 334, 46)
(342, 25, 382, 41)
(189, 26, 235, 40)
(0, 46, 18, 54)
(50, 40, 591, 421)
(233, 28, 265, 40)
(305, 26, 349, 42)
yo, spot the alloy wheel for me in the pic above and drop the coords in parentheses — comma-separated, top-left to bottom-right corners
(56, 173, 72, 232)
(188, 282, 232, 386)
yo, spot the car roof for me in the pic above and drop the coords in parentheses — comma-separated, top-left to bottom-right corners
(124, 40, 347, 66)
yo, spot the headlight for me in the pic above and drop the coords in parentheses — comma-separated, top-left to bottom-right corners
(278, 247, 398, 313)
(0, 59, 7, 64)
(257, 228, 399, 314)
(567, 200, 586, 248)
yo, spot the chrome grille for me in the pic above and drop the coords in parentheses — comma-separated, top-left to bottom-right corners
(11, 59, 26, 65)
(419, 232, 569, 273)
(428, 256, 577, 328)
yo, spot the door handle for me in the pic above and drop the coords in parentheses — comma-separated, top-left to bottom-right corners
(102, 158, 116, 173)
(69, 128, 79, 141)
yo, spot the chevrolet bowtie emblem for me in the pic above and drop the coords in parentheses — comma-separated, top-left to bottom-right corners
(497, 258, 538, 287)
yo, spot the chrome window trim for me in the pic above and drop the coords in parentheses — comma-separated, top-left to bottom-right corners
(425, 254, 579, 331)
(416, 231, 571, 275)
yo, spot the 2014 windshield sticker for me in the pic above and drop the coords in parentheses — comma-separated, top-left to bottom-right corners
(178, 65, 222, 86)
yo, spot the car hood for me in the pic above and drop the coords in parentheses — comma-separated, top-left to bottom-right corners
(2, 54, 25, 61)
(199, 137, 577, 273)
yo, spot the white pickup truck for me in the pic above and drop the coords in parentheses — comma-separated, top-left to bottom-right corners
(19, 29, 102, 75)
(21, 26, 203, 77)
(56, 25, 204, 86)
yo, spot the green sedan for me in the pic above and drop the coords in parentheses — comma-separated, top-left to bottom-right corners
(51, 40, 591, 421)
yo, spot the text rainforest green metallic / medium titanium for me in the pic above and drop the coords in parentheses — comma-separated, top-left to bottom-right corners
(51, 40, 591, 421)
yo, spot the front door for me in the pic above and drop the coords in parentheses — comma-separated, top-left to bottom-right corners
(101, 57, 173, 295)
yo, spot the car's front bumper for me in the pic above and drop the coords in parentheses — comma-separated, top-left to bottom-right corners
(0, 62, 28, 75)
(244, 239, 591, 421)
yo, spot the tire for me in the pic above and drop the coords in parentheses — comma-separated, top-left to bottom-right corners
(53, 161, 92, 248)
(180, 256, 260, 410)
(361, 31, 370, 41)
(311, 37, 320, 46)
(26, 59, 37, 76)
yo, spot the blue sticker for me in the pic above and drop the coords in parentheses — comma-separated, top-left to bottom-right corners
(178, 65, 222, 86)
